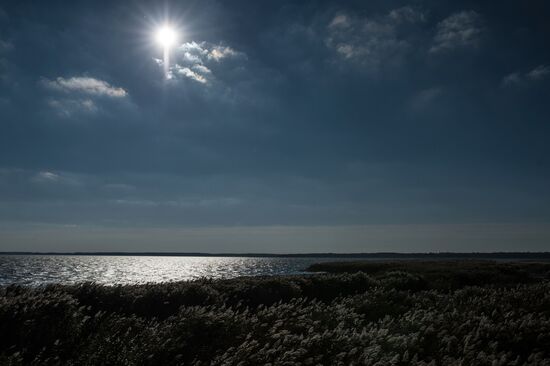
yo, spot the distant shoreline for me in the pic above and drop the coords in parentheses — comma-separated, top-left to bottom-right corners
(1, 251, 550, 259)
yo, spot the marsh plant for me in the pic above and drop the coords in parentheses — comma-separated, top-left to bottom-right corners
(1, 261, 550, 365)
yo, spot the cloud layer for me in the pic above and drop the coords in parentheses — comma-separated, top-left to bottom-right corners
(0, 1, 549, 251)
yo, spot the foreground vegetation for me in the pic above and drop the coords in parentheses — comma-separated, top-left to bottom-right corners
(1, 261, 550, 365)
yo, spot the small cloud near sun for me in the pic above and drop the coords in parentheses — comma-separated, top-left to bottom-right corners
(154, 40, 246, 85)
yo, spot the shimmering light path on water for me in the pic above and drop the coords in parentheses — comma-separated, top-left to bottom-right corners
(0, 256, 363, 286)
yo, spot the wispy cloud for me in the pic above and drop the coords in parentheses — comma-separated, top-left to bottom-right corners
(192, 64, 212, 74)
(42, 76, 127, 97)
(47, 98, 97, 117)
(41, 76, 127, 116)
(389, 6, 426, 24)
(33, 171, 61, 183)
(325, 6, 426, 73)
(430, 11, 484, 53)
(208, 45, 240, 61)
(502, 64, 550, 87)
(526, 64, 550, 80)
(175, 66, 208, 84)
(31, 171, 81, 186)
(0, 39, 12, 53)
(409, 87, 443, 110)
(329, 14, 351, 29)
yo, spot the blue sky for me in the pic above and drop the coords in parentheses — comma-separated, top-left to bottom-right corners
(1, 0, 549, 252)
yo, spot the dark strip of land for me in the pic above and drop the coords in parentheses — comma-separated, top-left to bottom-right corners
(2, 251, 550, 258)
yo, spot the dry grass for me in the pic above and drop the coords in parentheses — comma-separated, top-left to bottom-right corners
(1, 261, 550, 365)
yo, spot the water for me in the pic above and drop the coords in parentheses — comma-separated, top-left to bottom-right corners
(0, 255, 361, 286)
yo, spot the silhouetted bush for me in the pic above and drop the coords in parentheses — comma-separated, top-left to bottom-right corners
(307, 260, 549, 290)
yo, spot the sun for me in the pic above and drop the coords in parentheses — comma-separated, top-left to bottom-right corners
(155, 26, 177, 48)
(154, 25, 179, 79)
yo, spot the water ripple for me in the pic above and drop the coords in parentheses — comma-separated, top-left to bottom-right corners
(0, 255, 353, 286)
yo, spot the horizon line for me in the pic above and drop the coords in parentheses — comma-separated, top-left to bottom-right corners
(1, 251, 550, 258)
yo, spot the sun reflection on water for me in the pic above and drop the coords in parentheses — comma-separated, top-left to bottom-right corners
(0, 255, 356, 286)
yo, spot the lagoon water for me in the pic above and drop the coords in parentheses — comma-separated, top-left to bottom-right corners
(0, 255, 363, 286)
(1, 254, 537, 286)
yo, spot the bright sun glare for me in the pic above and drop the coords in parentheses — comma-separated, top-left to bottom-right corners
(156, 26, 177, 48)
(155, 25, 178, 79)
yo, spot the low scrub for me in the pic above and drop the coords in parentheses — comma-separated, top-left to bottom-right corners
(1, 261, 550, 365)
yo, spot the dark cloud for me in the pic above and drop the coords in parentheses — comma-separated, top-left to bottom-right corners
(325, 6, 427, 73)
(430, 10, 484, 53)
(502, 64, 550, 87)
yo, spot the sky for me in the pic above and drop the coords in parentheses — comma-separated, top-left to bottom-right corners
(1, 0, 550, 252)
